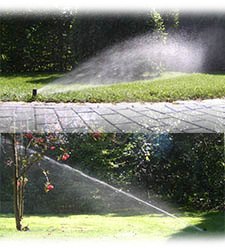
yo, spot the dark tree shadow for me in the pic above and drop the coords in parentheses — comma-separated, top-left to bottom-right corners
(28, 76, 62, 84)
(0, 73, 63, 84)
(169, 211, 225, 240)
(0, 210, 156, 219)
(0, 213, 14, 218)
(207, 72, 225, 75)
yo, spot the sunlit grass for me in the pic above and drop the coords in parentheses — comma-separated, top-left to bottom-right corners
(0, 72, 224, 102)
(0, 211, 224, 240)
(0, 73, 62, 102)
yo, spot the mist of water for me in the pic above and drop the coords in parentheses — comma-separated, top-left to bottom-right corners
(36, 152, 203, 232)
(38, 31, 206, 95)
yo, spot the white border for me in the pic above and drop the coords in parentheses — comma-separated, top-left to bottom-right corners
(0, 246, 225, 250)
(0, 0, 225, 4)
(0, 0, 225, 250)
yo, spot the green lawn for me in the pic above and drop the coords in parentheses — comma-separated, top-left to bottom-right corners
(0, 211, 224, 240)
(0, 72, 224, 103)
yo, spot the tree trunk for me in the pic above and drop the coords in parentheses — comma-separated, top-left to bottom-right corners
(12, 134, 22, 231)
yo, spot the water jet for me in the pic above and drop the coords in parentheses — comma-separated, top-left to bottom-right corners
(3, 141, 205, 233)
(31, 149, 203, 233)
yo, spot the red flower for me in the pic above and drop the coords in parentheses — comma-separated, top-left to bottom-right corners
(93, 133, 101, 139)
(50, 146, 55, 150)
(47, 185, 54, 190)
(25, 133, 33, 139)
(36, 138, 44, 144)
(62, 153, 70, 161)
(16, 142, 20, 145)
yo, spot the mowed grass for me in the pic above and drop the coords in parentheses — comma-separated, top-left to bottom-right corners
(0, 72, 224, 103)
(0, 211, 224, 240)
(0, 73, 62, 102)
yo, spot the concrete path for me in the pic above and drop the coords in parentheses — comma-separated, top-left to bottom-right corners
(0, 99, 224, 133)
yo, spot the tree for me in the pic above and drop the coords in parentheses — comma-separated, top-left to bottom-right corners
(156, 2, 179, 32)
(5, 133, 70, 231)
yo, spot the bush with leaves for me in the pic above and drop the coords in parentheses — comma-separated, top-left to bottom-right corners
(64, 133, 224, 211)
(0, 11, 77, 73)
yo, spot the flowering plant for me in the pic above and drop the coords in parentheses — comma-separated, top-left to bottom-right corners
(8, 133, 70, 231)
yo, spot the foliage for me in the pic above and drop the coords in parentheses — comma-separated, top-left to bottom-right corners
(0, 11, 154, 73)
(156, 2, 179, 33)
(64, 133, 224, 211)
(53, 3, 162, 62)
(143, 133, 224, 210)
(0, 11, 77, 73)
(1, 11, 225, 74)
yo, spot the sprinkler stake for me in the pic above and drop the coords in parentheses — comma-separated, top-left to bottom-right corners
(32, 89, 37, 98)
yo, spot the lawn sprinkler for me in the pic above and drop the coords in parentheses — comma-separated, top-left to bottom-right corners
(32, 89, 37, 98)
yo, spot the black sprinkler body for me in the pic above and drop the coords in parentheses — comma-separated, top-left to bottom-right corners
(32, 89, 37, 98)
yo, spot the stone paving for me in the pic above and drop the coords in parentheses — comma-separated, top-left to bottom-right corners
(0, 99, 224, 134)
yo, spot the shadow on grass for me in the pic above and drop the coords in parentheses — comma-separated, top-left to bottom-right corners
(203, 71, 225, 76)
(0, 213, 15, 218)
(169, 211, 225, 240)
(0, 72, 60, 77)
(0, 72, 63, 84)
(29, 209, 155, 218)
(28, 76, 62, 84)
(0, 208, 170, 219)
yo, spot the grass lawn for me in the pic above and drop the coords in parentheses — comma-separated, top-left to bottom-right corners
(0, 72, 224, 103)
(0, 211, 224, 240)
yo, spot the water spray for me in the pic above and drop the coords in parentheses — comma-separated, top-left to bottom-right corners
(41, 154, 204, 232)
(38, 32, 206, 95)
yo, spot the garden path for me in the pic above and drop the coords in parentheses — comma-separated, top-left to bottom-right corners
(0, 99, 224, 133)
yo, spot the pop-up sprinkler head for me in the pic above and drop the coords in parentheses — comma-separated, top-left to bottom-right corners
(32, 89, 37, 98)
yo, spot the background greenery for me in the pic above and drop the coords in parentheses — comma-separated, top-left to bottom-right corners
(1, 10, 225, 73)
(0, 12, 77, 73)
(0, 133, 224, 214)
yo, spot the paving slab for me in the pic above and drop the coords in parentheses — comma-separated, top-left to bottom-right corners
(0, 99, 224, 134)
